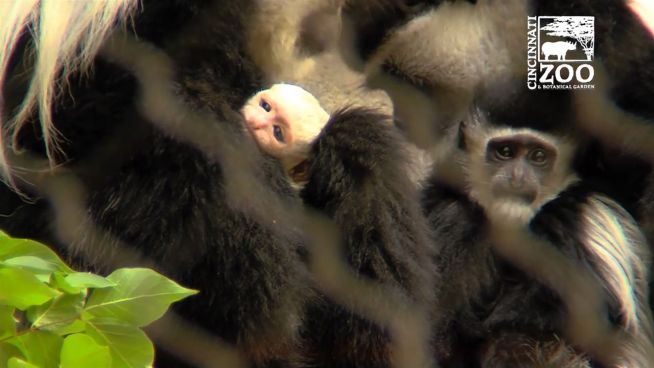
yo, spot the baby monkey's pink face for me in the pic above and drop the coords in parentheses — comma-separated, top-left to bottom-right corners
(241, 86, 293, 157)
(240, 84, 329, 160)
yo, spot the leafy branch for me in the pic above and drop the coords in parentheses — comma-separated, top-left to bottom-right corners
(0, 232, 197, 368)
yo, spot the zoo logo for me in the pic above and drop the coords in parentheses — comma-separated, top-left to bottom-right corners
(527, 16, 595, 90)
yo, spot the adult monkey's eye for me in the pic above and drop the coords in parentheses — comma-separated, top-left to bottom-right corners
(260, 99, 272, 112)
(529, 148, 548, 165)
(273, 125, 285, 143)
(495, 145, 514, 160)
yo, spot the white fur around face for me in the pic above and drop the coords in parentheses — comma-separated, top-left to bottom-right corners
(269, 83, 329, 150)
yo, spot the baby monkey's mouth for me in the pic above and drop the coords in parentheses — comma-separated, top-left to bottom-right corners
(288, 159, 311, 184)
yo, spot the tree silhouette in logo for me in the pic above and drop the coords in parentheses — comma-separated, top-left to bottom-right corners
(541, 17, 594, 60)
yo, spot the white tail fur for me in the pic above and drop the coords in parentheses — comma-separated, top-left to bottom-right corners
(0, 0, 138, 180)
(581, 195, 654, 366)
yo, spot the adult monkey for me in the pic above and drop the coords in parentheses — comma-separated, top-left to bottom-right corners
(0, 1, 435, 368)
(1, 1, 312, 367)
(337, 0, 654, 212)
(425, 109, 653, 367)
(337, 0, 654, 365)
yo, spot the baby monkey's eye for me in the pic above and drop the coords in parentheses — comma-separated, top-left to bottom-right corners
(273, 125, 285, 143)
(495, 145, 514, 160)
(529, 148, 548, 165)
(260, 99, 272, 112)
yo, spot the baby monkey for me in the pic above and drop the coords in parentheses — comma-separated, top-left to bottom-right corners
(241, 83, 329, 184)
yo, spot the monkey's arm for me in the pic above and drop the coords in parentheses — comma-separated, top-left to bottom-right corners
(300, 107, 436, 367)
(303, 107, 434, 292)
(421, 179, 504, 363)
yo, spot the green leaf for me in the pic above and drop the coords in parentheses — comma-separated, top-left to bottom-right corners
(85, 268, 197, 327)
(7, 357, 39, 368)
(0, 306, 16, 340)
(34, 274, 51, 283)
(51, 272, 82, 295)
(0, 268, 60, 310)
(27, 293, 84, 331)
(60, 333, 111, 368)
(65, 272, 116, 289)
(3, 256, 59, 274)
(86, 319, 153, 368)
(7, 331, 62, 368)
(0, 233, 72, 273)
(1, 256, 59, 294)
(0, 343, 23, 364)
(50, 319, 86, 336)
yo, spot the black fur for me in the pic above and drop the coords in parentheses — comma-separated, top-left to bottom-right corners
(0, 2, 438, 367)
(301, 108, 436, 367)
(340, 1, 654, 364)
(3, 1, 310, 367)
(343, 0, 654, 216)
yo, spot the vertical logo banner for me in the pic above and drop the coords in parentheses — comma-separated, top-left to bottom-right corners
(527, 16, 595, 90)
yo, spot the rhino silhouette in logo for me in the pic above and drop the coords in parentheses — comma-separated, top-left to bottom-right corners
(541, 41, 577, 61)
